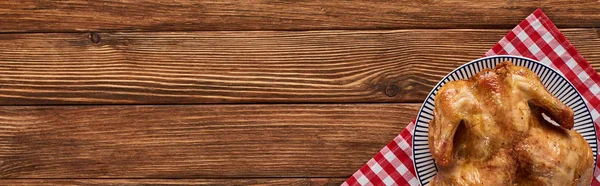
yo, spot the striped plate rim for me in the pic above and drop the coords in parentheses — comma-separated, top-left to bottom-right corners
(411, 55, 597, 186)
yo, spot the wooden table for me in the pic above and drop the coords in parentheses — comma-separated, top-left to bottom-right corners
(1, 1, 599, 185)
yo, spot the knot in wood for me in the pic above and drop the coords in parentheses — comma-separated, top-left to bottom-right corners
(90, 32, 101, 44)
(385, 85, 399, 97)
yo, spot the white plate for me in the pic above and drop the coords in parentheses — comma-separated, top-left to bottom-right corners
(412, 55, 597, 186)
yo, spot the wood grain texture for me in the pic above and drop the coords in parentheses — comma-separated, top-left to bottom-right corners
(1, 1, 600, 32)
(0, 29, 598, 105)
(0, 178, 345, 186)
(0, 104, 417, 178)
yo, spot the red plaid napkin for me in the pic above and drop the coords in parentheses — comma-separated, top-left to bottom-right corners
(342, 8, 600, 186)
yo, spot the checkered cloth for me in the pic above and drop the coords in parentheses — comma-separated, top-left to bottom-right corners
(342, 8, 600, 186)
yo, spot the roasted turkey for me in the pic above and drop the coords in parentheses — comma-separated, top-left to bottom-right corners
(428, 61, 594, 186)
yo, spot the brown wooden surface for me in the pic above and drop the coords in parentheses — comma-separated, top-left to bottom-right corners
(1, 178, 345, 186)
(2, 1, 600, 185)
(0, 104, 416, 178)
(0, 29, 598, 105)
(1, 1, 600, 32)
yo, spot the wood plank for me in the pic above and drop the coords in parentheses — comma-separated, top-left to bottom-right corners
(0, 29, 598, 105)
(0, 104, 418, 178)
(0, 178, 346, 186)
(1, 1, 600, 32)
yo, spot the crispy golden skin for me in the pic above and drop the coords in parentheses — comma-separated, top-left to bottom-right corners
(428, 61, 593, 186)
